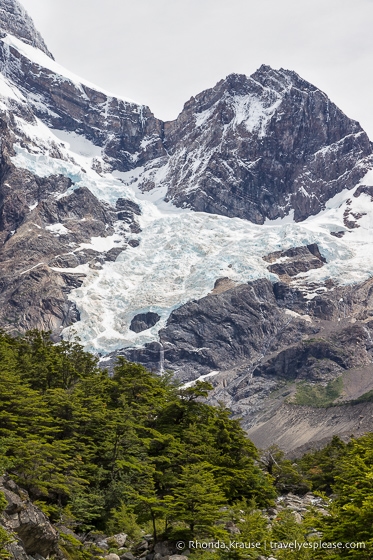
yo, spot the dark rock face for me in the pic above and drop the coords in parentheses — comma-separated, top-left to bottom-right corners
(354, 184, 373, 200)
(130, 312, 161, 333)
(264, 243, 326, 278)
(116, 198, 142, 220)
(252, 330, 360, 382)
(0, 18, 152, 334)
(123, 265, 373, 451)
(0, 12, 163, 336)
(124, 249, 373, 388)
(2, 28, 370, 224)
(125, 279, 316, 380)
(0, 38, 165, 173)
(160, 68, 372, 222)
(0, 146, 141, 333)
(0, 475, 59, 557)
(0, 0, 53, 57)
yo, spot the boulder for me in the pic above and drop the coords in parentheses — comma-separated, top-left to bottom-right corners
(154, 542, 174, 557)
(5, 541, 29, 560)
(225, 520, 241, 534)
(0, 476, 59, 557)
(111, 533, 127, 547)
(130, 312, 161, 333)
(120, 553, 136, 560)
(136, 541, 149, 552)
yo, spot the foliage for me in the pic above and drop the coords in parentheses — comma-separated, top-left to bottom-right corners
(4, 329, 373, 557)
(0, 527, 12, 560)
(106, 502, 142, 541)
(348, 389, 373, 405)
(298, 436, 347, 494)
(319, 433, 373, 557)
(260, 445, 311, 494)
(58, 531, 97, 560)
(165, 462, 228, 538)
(0, 494, 11, 559)
(295, 435, 373, 557)
(0, 494, 7, 515)
(0, 330, 274, 540)
(292, 377, 343, 407)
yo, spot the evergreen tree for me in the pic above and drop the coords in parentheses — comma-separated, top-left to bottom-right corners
(321, 434, 373, 556)
(0, 331, 278, 540)
(298, 436, 347, 494)
(166, 462, 227, 537)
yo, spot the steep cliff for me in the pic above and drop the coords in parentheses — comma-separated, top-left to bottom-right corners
(0, 0, 52, 56)
(157, 68, 372, 222)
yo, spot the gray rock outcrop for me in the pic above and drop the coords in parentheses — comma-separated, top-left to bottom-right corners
(0, 475, 59, 557)
(0, 0, 53, 57)
(123, 255, 373, 451)
(125, 277, 317, 380)
(263, 244, 326, 278)
(130, 312, 161, 333)
(159, 68, 372, 223)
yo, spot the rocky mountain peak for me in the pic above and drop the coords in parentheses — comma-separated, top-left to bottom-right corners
(0, 0, 53, 58)
(160, 64, 372, 223)
(183, 65, 309, 116)
(224, 65, 293, 94)
(250, 64, 306, 91)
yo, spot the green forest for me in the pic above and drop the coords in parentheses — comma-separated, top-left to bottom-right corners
(0, 331, 372, 559)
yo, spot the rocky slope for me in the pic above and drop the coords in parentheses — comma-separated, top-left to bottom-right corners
(0, 2, 151, 335)
(0, 0, 52, 56)
(158, 69, 372, 223)
(0, 475, 60, 559)
(124, 245, 373, 452)
(1, 0, 373, 451)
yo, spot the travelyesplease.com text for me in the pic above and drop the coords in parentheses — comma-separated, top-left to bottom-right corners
(176, 539, 367, 551)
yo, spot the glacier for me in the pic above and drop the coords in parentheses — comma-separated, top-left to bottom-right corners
(9, 116, 373, 354)
(2, 28, 373, 355)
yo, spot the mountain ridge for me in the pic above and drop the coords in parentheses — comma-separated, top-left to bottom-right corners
(1, 1, 373, 451)
(0, 0, 52, 57)
(160, 64, 371, 222)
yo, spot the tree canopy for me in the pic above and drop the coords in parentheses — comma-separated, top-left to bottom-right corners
(0, 330, 274, 538)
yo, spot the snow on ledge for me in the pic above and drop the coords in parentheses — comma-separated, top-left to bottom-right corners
(2, 33, 139, 105)
(182, 371, 220, 389)
(46, 223, 69, 235)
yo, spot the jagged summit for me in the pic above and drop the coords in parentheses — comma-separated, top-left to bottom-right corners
(0, 0, 53, 57)
(185, 65, 344, 117)
(250, 64, 317, 92)
(159, 64, 372, 223)
(0, 21, 371, 341)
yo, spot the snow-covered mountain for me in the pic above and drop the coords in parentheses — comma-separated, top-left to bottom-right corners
(2, 0, 373, 450)
(0, 0, 52, 56)
(151, 70, 372, 223)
